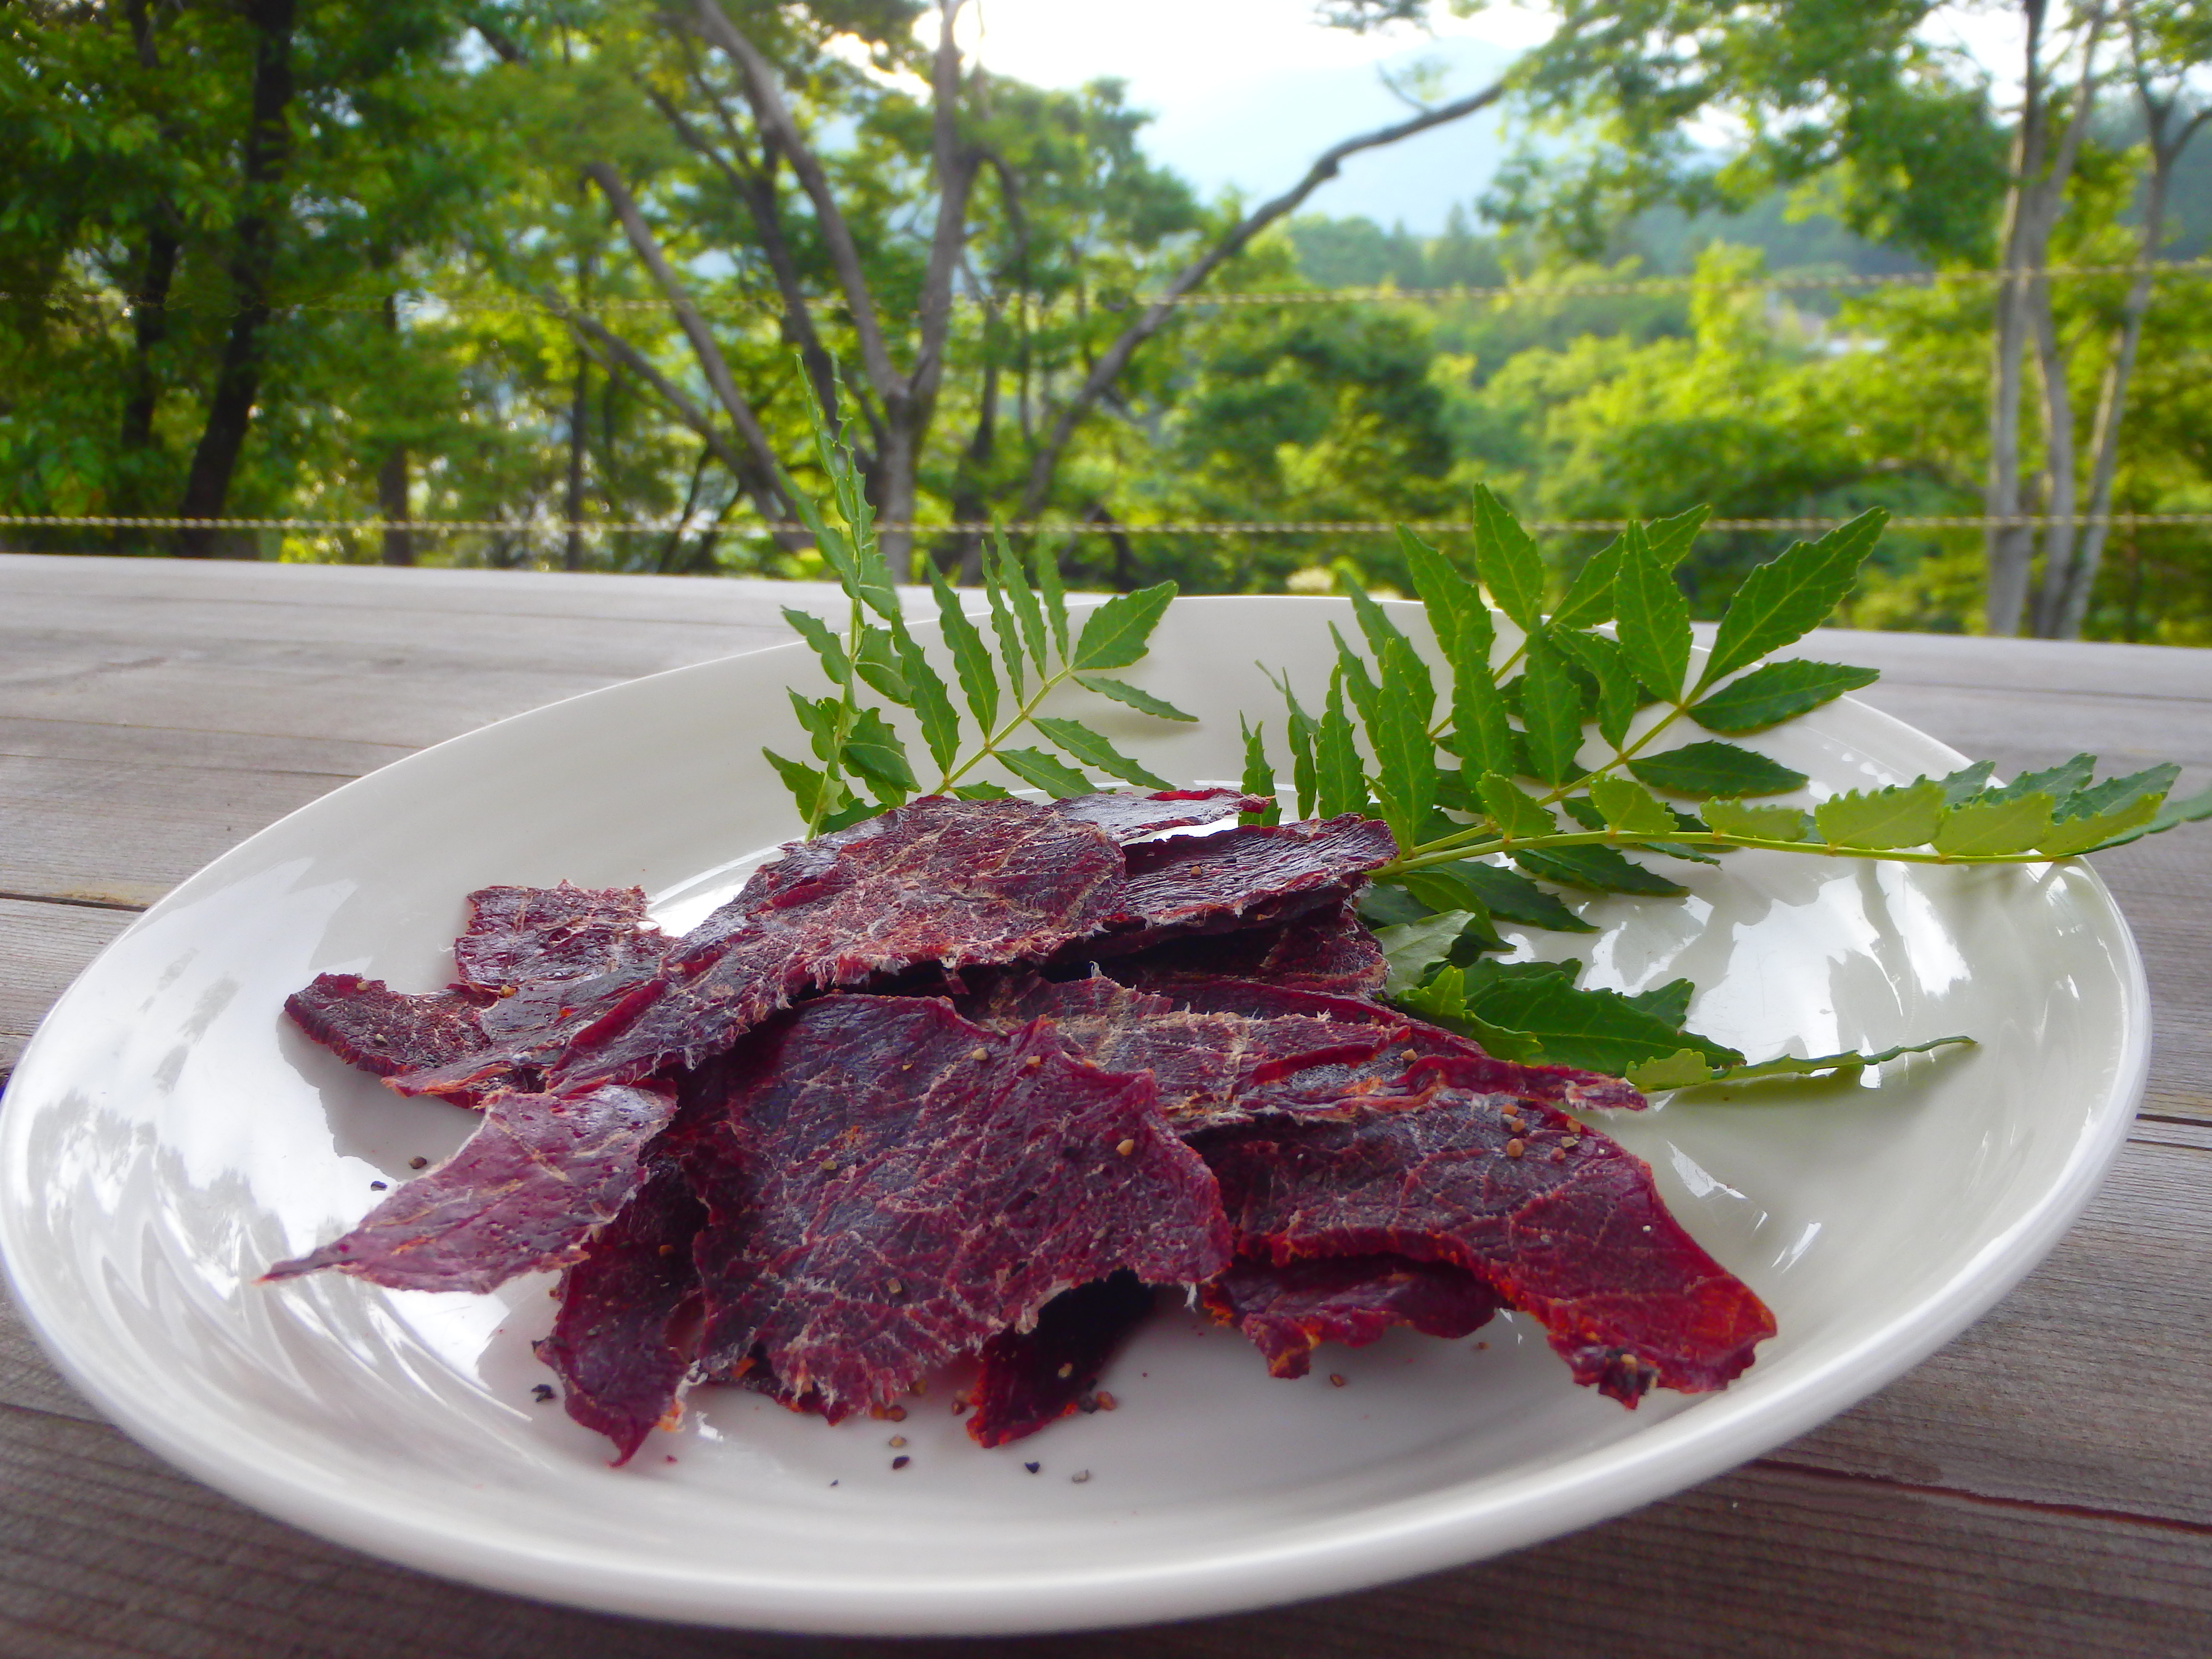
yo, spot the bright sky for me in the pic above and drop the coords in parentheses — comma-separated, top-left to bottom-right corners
(961, 0, 1557, 232)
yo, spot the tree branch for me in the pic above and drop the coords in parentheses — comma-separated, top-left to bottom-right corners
(686, 0, 901, 404)
(1016, 71, 1513, 517)
(911, 0, 980, 417)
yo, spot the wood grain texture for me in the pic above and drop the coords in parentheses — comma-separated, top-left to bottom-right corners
(0, 560, 2206, 1656)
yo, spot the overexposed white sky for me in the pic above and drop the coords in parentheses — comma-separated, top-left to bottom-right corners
(962, 0, 1556, 231)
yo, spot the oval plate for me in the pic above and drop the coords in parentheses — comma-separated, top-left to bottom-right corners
(0, 596, 2146, 1634)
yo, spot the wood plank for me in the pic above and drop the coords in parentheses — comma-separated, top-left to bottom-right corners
(1, 1400, 2205, 1659)
(0, 898, 133, 1073)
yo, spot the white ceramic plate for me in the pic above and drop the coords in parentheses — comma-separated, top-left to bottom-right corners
(0, 596, 2146, 1635)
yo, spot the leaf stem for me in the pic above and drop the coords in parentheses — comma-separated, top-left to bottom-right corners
(934, 659, 1080, 791)
(1379, 826, 2078, 880)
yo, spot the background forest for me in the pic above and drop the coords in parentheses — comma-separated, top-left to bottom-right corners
(6, 0, 2212, 642)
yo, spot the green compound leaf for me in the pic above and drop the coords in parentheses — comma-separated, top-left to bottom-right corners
(1331, 625, 1384, 734)
(981, 557, 1027, 698)
(1984, 752, 2095, 806)
(1550, 626, 1641, 750)
(763, 748, 830, 822)
(1397, 524, 1473, 638)
(992, 528, 1050, 674)
(1815, 778, 1946, 849)
(1074, 673, 1197, 722)
(1518, 633, 1586, 785)
(1513, 844, 1689, 897)
(1688, 659, 1881, 733)
(1646, 502, 1711, 569)
(1032, 716, 1174, 791)
(2036, 792, 2166, 855)
(1587, 776, 1678, 836)
(1477, 772, 1556, 840)
(925, 564, 999, 735)
(1451, 617, 1515, 782)
(1613, 524, 1692, 703)
(1628, 1035, 1974, 1093)
(2057, 762, 2179, 822)
(951, 781, 1015, 801)
(1701, 799, 1815, 842)
(1358, 881, 1433, 928)
(995, 745, 1094, 798)
(1937, 760, 1997, 805)
(787, 689, 841, 763)
(1370, 641, 1440, 849)
(1470, 485, 1545, 636)
(1624, 977, 1695, 1028)
(891, 628, 961, 774)
(1397, 965, 1549, 1064)
(852, 625, 913, 706)
(1699, 508, 1886, 693)
(782, 606, 850, 687)
(1265, 666, 1322, 821)
(1074, 582, 1178, 670)
(1034, 540, 1071, 660)
(1375, 910, 1491, 997)
(1402, 858, 1597, 933)
(1932, 791, 2054, 856)
(1628, 741, 1809, 799)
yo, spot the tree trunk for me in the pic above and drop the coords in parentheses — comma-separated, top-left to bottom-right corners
(175, 0, 296, 558)
(377, 296, 414, 565)
(115, 225, 179, 517)
(2026, 281, 2079, 637)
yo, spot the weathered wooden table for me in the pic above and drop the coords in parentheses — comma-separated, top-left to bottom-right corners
(2, 553, 2207, 1658)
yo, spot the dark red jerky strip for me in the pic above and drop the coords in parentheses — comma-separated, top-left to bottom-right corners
(285, 974, 493, 1082)
(1110, 899, 1387, 998)
(1138, 975, 1647, 1113)
(1194, 1096, 1775, 1403)
(456, 883, 670, 1045)
(262, 1081, 678, 1294)
(542, 797, 1127, 1092)
(1049, 789, 1268, 842)
(1199, 1253, 1500, 1379)
(677, 996, 1228, 1414)
(959, 972, 1405, 1127)
(967, 1272, 1156, 1448)
(537, 1151, 706, 1465)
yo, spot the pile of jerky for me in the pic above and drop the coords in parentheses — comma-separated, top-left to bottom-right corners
(270, 790, 1774, 1464)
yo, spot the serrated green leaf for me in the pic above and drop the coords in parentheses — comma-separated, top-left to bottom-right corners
(1470, 484, 1544, 636)
(1074, 582, 1176, 670)
(950, 781, 1015, 800)
(1624, 977, 1695, 1027)
(1331, 625, 1384, 735)
(1450, 615, 1515, 783)
(1646, 503, 1710, 569)
(1628, 741, 1808, 799)
(782, 606, 850, 686)
(981, 558, 1027, 698)
(2145, 781, 2212, 835)
(996, 745, 1094, 798)
(2057, 762, 2179, 822)
(817, 797, 878, 833)
(1688, 659, 1881, 733)
(1550, 626, 1640, 749)
(1266, 666, 1322, 820)
(787, 689, 840, 763)
(892, 628, 961, 773)
(1396, 524, 1471, 637)
(1701, 799, 1815, 842)
(1074, 673, 1196, 722)
(1416, 857, 1597, 932)
(1358, 881, 1432, 927)
(1377, 910, 1482, 996)
(925, 563, 999, 735)
(853, 625, 911, 706)
(1933, 791, 2055, 856)
(1032, 716, 1175, 791)
(1513, 844, 1689, 896)
(992, 527, 1049, 674)
(1549, 535, 1623, 631)
(1370, 638, 1439, 848)
(1447, 958, 1741, 1075)
(840, 706, 916, 799)
(763, 747, 829, 822)
(1613, 524, 1692, 704)
(1936, 760, 1997, 806)
(1518, 634, 1585, 785)
(1985, 753, 2095, 806)
(1588, 776, 1677, 835)
(1034, 540, 1071, 660)
(1316, 670, 1370, 818)
(1344, 573, 1415, 664)
(1698, 509, 1886, 694)
(1395, 964, 1548, 1063)
(1239, 716, 1282, 825)
(1630, 1035, 1975, 1092)
(1562, 794, 1717, 863)
(1815, 778, 1946, 849)
(1477, 773, 1555, 840)
(2036, 791, 2165, 854)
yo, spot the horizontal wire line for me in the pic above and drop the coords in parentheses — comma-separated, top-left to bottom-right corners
(11, 257, 2211, 319)
(11, 514, 2212, 538)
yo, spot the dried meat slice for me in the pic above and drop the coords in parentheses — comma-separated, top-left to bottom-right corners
(1196, 1093, 1775, 1403)
(537, 1150, 707, 1463)
(679, 995, 1229, 1414)
(1073, 816, 1399, 959)
(966, 1271, 1156, 1448)
(1049, 789, 1267, 842)
(285, 973, 491, 1081)
(1199, 1253, 1500, 1378)
(263, 1081, 678, 1294)
(454, 882, 669, 1043)
(1109, 899, 1387, 997)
